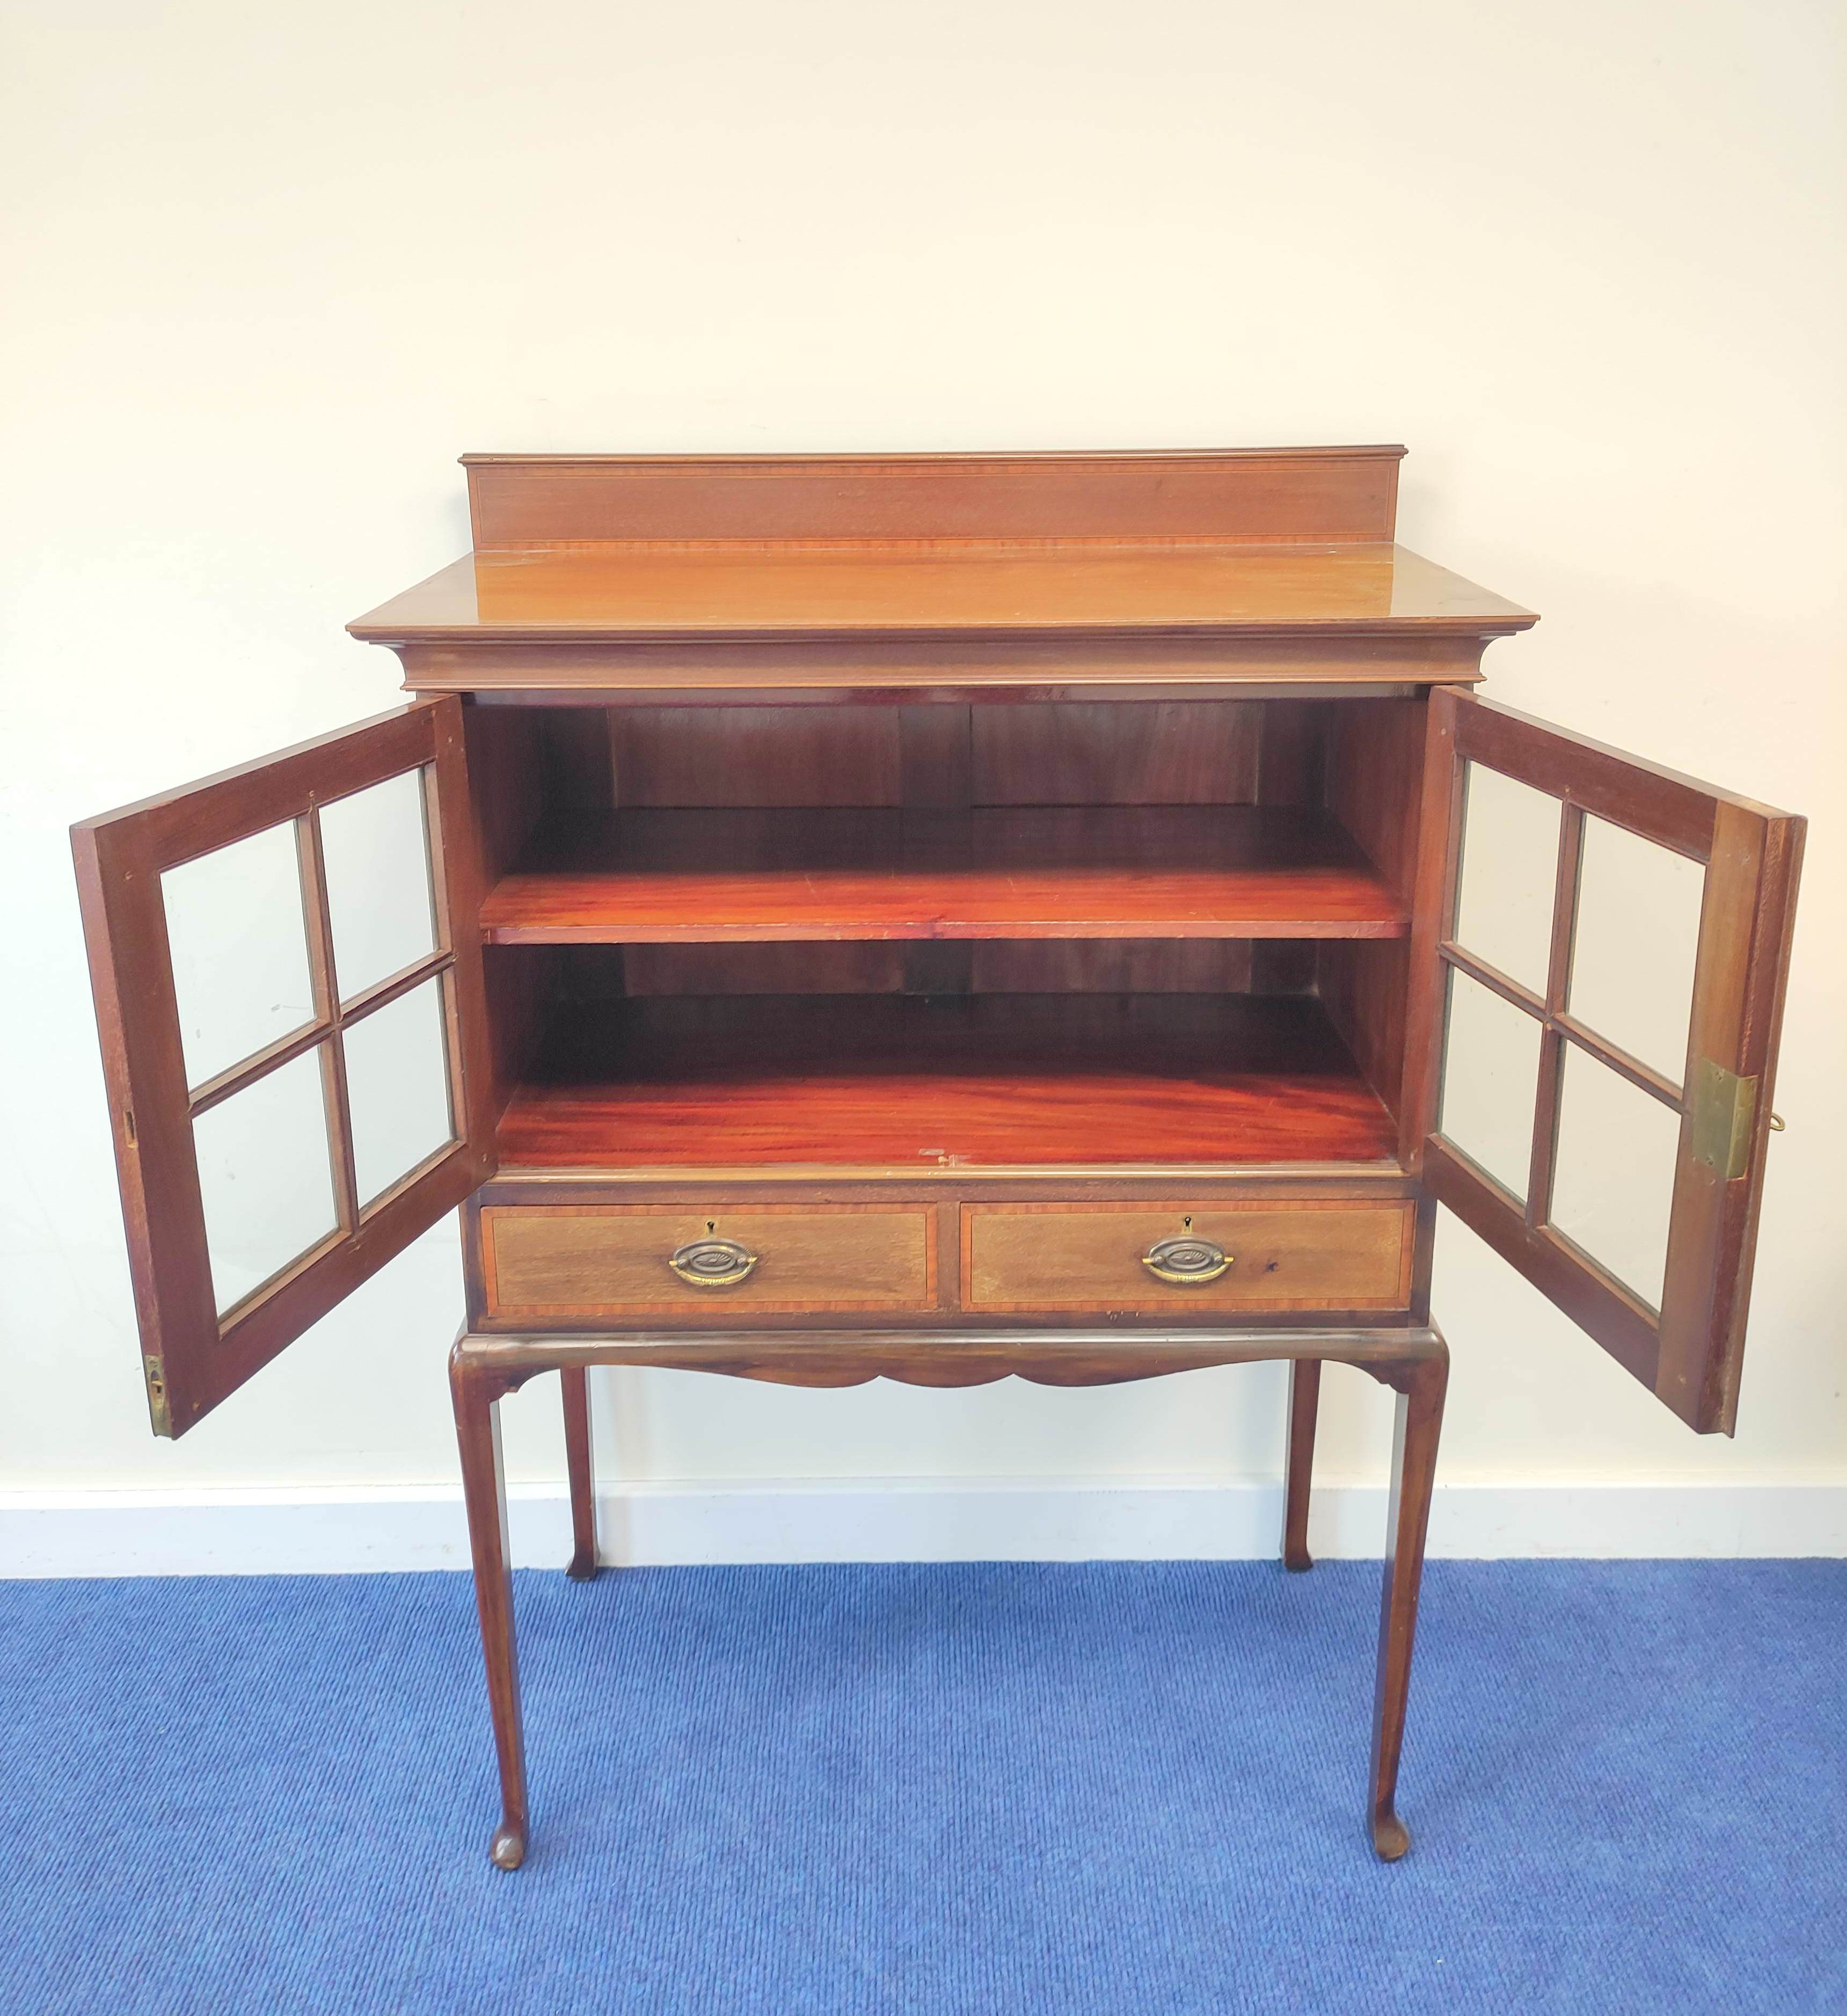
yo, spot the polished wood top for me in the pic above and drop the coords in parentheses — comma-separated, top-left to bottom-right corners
(349, 541, 1534, 645)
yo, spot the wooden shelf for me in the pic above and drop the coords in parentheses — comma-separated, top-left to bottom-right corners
(495, 994, 1398, 1168)
(480, 807, 1407, 945)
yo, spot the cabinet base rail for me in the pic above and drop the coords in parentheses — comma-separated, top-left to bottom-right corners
(449, 1324, 1449, 1872)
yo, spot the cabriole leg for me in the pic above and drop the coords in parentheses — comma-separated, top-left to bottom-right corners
(1282, 1357, 1322, 1572)
(1367, 1344, 1448, 1862)
(561, 1365, 599, 1581)
(450, 1339, 529, 1872)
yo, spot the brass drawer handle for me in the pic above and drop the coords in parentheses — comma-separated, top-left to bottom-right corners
(668, 1237, 759, 1289)
(1142, 1235, 1232, 1286)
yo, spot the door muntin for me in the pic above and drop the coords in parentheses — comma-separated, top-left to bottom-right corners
(1411, 692, 1803, 1433)
(72, 700, 493, 1436)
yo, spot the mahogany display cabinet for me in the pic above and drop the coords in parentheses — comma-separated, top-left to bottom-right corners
(72, 449, 1805, 1869)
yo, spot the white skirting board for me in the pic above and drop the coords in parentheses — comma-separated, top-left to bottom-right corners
(2, 1477, 1844, 1577)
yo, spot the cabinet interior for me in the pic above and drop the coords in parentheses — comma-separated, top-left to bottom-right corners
(465, 696, 1427, 1170)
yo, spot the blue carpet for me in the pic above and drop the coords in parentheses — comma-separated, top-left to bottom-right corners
(2, 1561, 1843, 2015)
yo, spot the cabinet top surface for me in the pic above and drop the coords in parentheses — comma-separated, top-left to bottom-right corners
(346, 450, 1535, 651)
(349, 541, 1535, 644)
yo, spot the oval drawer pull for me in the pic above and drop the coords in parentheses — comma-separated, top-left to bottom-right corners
(668, 1237, 759, 1289)
(1141, 1234, 1232, 1285)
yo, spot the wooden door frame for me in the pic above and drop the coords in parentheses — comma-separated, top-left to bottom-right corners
(1403, 692, 1803, 1434)
(72, 699, 494, 1436)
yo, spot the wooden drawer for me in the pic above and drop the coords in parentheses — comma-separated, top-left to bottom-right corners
(479, 1204, 938, 1320)
(961, 1201, 1414, 1313)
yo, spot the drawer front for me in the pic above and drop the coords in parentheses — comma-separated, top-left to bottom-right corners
(480, 1204, 937, 1319)
(961, 1201, 1414, 1313)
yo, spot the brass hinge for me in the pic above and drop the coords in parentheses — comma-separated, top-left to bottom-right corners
(1689, 1058, 1758, 1182)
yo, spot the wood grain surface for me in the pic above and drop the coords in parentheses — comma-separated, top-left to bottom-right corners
(460, 448, 1410, 548)
(961, 1200, 1414, 1312)
(482, 1203, 936, 1318)
(480, 806, 1408, 944)
(351, 541, 1536, 644)
(494, 993, 1397, 1169)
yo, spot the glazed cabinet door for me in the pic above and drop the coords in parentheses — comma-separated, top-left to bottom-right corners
(72, 701, 494, 1436)
(1407, 692, 1803, 1433)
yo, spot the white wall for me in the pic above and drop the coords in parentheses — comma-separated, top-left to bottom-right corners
(2, 1, 1843, 1557)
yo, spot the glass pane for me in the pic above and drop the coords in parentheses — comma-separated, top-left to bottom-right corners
(319, 769, 437, 1004)
(163, 822, 316, 1090)
(342, 977, 455, 1210)
(192, 1047, 338, 1317)
(1549, 1043, 1682, 1310)
(1568, 815, 1704, 1085)
(1438, 967, 1543, 1203)
(1452, 763, 1561, 996)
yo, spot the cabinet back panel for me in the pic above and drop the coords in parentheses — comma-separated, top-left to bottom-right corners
(597, 939, 1298, 997)
(541, 707, 621, 812)
(623, 943, 907, 995)
(970, 941, 1258, 994)
(521, 699, 1340, 812)
(1254, 699, 1327, 808)
(969, 703, 1266, 805)
(611, 706, 902, 807)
